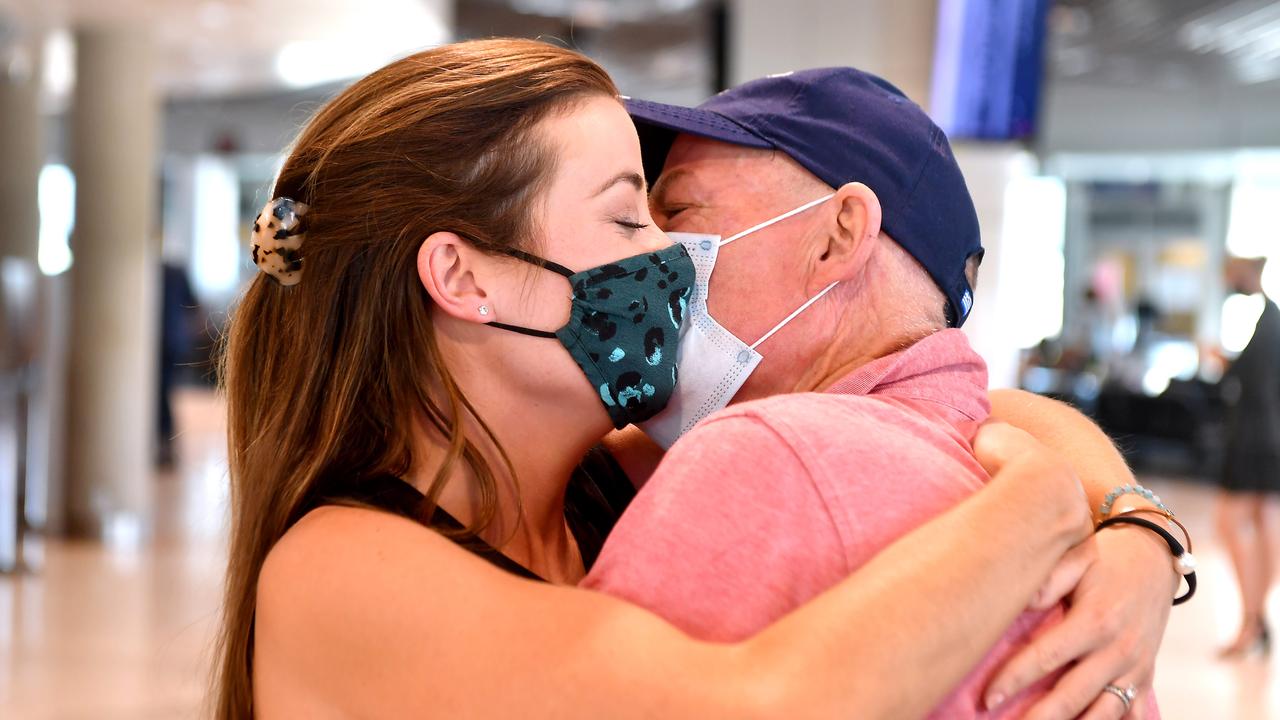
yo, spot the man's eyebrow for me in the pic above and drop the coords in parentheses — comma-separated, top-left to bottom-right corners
(649, 167, 690, 207)
(593, 171, 646, 197)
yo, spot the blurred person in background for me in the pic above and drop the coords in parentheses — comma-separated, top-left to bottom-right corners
(1217, 256, 1280, 658)
(157, 259, 203, 468)
(1061, 287, 1116, 372)
(216, 39, 1153, 720)
(1107, 297, 1166, 395)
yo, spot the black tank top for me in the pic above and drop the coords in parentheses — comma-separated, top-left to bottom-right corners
(306, 445, 635, 581)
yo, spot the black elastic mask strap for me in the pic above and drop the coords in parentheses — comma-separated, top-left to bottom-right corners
(482, 247, 574, 339)
(501, 247, 575, 278)
(486, 321, 558, 339)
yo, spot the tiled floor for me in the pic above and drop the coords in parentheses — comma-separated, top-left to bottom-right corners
(0, 388, 1277, 718)
(1144, 481, 1280, 720)
(0, 388, 228, 720)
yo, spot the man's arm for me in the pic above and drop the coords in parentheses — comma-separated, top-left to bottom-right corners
(600, 425, 664, 489)
(985, 388, 1176, 719)
(989, 389, 1144, 519)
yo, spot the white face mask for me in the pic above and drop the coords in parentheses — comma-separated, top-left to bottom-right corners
(637, 194, 838, 448)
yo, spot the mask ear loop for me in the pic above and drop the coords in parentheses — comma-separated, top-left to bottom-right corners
(704, 192, 840, 349)
(483, 246, 577, 339)
(487, 321, 559, 339)
(500, 247, 576, 278)
(749, 282, 839, 350)
(719, 193, 836, 247)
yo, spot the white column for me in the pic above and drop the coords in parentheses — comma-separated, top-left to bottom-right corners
(953, 146, 1042, 389)
(0, 34, 44, 568)
(729, 0, 938, 102)
(64, 26, 159, 537)
(1197, 184, 1230, 348)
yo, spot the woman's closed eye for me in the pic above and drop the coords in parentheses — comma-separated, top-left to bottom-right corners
(613, 218, 651, 232)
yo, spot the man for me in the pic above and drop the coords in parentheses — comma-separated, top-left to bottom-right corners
(584, 69, 1181, 718)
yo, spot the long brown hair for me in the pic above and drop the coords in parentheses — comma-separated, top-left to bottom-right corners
(212, 38, 617, 718)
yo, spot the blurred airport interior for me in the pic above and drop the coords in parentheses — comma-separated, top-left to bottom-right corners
(2, 0, 1280, 717)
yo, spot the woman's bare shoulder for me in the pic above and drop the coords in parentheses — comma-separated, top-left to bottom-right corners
(258, 504, 472, 620)
(254, 505, 496, 714)
(252, 507, 734, 719)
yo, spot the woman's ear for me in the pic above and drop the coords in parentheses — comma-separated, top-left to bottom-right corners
(812, 182, 883, 286)
(417, 232, 492, 324)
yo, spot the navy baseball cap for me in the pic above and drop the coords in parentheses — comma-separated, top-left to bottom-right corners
(626, 67, 983, 327)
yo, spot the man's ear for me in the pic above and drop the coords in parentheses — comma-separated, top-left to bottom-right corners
(417, 231, 492, 324)
(812, 182, 883, 286)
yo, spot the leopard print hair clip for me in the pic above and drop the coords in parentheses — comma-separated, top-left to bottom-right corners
(250, 197, 309, 286)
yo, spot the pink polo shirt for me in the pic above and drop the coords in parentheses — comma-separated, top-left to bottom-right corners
(583, 330, 1063, 718)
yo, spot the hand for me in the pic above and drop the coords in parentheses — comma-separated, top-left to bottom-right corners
(984, 525, 1177, 719)
(1027, 535, 1098, 613)
(972, 423, 1093, 547)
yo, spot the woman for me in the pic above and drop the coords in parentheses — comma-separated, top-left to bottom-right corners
(216, 39, 1093, 718)
(1217, 256, 1280, 657)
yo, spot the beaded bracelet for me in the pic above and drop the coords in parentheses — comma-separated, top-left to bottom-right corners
(1096, 516, 1197, 605)
(1098, 482, 1171, 518)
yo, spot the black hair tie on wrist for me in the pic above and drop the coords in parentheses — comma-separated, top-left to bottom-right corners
(1096, 515, 1196, 605)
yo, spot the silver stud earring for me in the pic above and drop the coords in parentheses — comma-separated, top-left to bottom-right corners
(478, 305, 490, 316)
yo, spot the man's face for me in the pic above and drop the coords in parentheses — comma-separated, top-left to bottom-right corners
(649, 134, 838, 399)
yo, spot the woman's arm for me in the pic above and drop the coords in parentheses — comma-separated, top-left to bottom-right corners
(985, 389, 1179, 719)
(255, 426, 1089, 720)
(989, 389, 1140, 519)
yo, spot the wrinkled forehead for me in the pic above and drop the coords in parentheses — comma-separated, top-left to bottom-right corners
(655, 134, 825, 204)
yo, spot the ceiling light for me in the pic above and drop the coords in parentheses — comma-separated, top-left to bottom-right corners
(273, 3, 448, 89)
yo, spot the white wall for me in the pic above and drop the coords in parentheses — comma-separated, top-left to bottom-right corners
(1041, 79, 1280, 153)
(729, 0, 938, 103)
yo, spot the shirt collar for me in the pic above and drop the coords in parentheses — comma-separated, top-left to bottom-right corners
(823, 329, 990, 421)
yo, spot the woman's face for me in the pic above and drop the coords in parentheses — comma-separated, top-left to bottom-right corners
(512, 94, 670, 321)
(482, 95, 674, 430)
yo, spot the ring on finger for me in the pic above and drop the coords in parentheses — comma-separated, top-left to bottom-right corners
(1101, 683, 1136, 712)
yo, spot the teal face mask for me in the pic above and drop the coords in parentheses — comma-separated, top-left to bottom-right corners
(487, 243, 695, 429)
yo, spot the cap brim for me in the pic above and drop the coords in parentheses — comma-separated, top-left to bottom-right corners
(624, 98, 774, 185)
